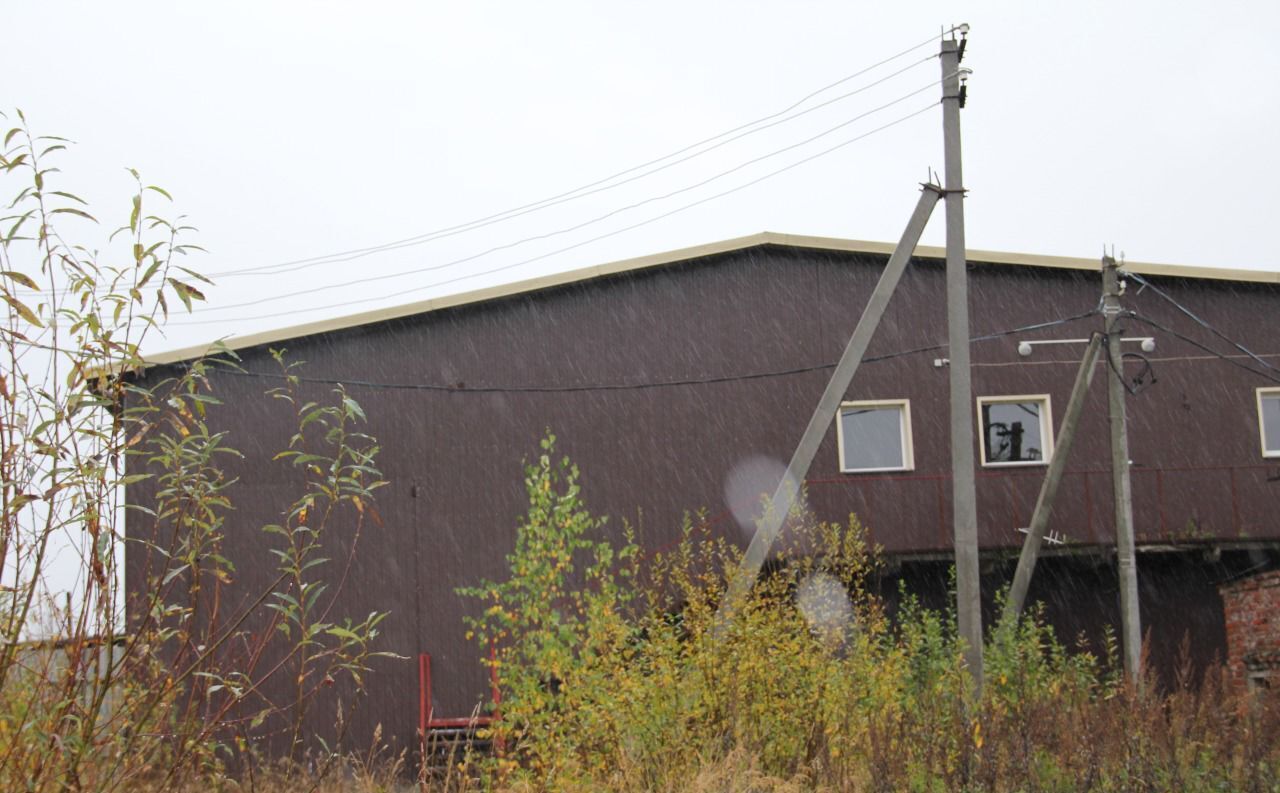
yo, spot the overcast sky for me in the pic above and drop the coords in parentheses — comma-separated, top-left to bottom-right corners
(8, 1, 1280, 356)
(8, 1, 1280, 628)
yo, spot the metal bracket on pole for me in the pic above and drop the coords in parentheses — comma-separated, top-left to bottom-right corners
(1002, 332, 1103, 624)
(713, 183, 942, 629)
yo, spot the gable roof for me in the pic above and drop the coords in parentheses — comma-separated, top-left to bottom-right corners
(143, 231, 1280, 366)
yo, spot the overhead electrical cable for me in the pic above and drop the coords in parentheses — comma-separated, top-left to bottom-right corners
(174, 80, 948, 318)
(202, 310, 1100, 393)
(167, 101, 938, 328)
(1127, 312, 1280, 385)
(14, 27, 956, 298)
(202, 28, 954, 279)
(212, 57, 937, 279)
(1126, 271, 1280, 375)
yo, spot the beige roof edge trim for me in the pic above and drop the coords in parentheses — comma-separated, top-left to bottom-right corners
(143, 230, 1280, 366)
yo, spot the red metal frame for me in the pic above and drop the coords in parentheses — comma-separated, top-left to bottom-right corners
(418, 652, 430, 733)
(805, 463, 1278, 546)
(418, 644, 501, 737)
(1156, 469, 1168, 535)
(635, 464, 1276, 564)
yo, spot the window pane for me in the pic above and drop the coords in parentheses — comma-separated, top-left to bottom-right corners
(982, 401, 1045, 463)
(841, 406, 904, 470)
(1264, 394, 1280, 453)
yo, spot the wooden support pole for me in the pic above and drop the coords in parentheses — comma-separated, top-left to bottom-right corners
(715, 183, 942, 627)
(1003, 333, 1102, 623)
(1103, 255, 1142, 685)
(940, 32, 983, 690)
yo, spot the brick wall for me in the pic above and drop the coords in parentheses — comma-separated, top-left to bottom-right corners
(1219, 569, 1280, 690)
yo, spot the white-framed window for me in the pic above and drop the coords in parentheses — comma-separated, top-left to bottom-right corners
(1258, 387, 1280, 458)
(977, 394, 1053, 467)
(836, 399, 914, 473)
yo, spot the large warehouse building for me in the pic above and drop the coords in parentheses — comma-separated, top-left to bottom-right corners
(128, 232, 1280, 753)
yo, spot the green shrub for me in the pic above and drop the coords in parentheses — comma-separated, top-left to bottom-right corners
(460, 436, 1280, 792)
(0, 114, 393, 792)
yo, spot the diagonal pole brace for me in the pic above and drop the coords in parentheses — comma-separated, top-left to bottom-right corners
(714, 183, 942, 629)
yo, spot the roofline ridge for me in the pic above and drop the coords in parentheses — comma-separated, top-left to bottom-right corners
(141, 232, 1280, 366)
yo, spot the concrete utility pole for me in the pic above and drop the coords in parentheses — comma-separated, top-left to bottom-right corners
(717, 184, 942, 623)
(1003, 333, 1103, 623)
(941, 30, 983, 689)
(1103, 255, 1143, 685)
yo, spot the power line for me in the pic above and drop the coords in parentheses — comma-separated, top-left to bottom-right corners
(202, 28, 954, 280)
(168, 101, 939, 328)
(1126, 312, 1280, 385)
(172, 79, 947, 318)
(13, 27, 957, 298)
(214, 56, 937, 280)
(1126, 270, 1280, 375)
(184, 311, 1100, 392)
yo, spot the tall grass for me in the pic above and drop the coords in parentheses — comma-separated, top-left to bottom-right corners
(451, 437, 1280, 792)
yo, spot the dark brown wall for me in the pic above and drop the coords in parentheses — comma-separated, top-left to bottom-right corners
(882, 549, 1274, 692)
(126, 244, 1280, 751)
